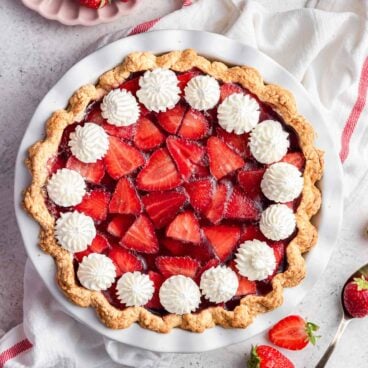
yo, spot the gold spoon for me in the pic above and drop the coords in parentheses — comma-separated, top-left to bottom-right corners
(315, 264, 368, 367)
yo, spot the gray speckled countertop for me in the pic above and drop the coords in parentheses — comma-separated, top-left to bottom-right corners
(1, 1, 368, 367)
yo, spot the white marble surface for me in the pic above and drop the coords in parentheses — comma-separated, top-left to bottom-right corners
(1, 1, 368, 367)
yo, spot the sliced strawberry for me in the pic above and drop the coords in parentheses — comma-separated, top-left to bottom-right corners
(229, 261, 257, 297)
(90, 234, 110, 252)
(205, 182, 228, 224)
(273, 242, 286, 267)
(178, 109, 209, 140)
(157, 104, 186, 134)
(109, 177, 142, 215)
(219, 83, 244, 102)
(237, 169, 265, 198)
(134, 117, 165, 150)
(177, 69, 202, 92)
(119, 77, 140, 95)
(216, 127, 249, 156)
(161, 238, 213, 262)
(184, 178, 213, 214)
(108, 246, 143, 277)
(269, 315, 320, 350)
(85, 105, 106, 125)
(48, 155, 66, 175)
(224, 187, 260, 221)
(104, 136, 144, 179)
(107, 214, 135, 238)
(203, 225, 241, 262)
(268, 241, 286, 280)
(66, 156, 105, 184)
(136, 148, 182, 191)
(155, 256, 199, 279)
(145, 271, 164, 309)
(236, 275, 257, 297)
(102, 123, 134, 140)
(142, 191, 186, 229)
(207, 137, 245, 179)
(166, 211, 201, 244)
(74, 233, 110, 262)
(193, 164, 210, 178)
(240, 224, 266, 242)
(74, 248, 91, 263)
(281, 152, 305, 171)
(75, 189, 110, 222)
(166, 136, 205, 180)
(121, 215, 159, 254)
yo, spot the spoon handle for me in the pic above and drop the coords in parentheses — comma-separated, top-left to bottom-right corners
(315, 316, 350, 368)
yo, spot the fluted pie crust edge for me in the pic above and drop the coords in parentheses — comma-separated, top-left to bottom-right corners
(23, 49, 323, 333)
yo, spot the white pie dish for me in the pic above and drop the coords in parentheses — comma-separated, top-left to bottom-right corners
(14, 30, 343, 353)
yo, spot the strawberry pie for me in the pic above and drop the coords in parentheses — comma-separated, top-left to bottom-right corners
(24, 49, 323, 333)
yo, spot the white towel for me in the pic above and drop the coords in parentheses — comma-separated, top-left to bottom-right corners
(2, 1, 368, 367)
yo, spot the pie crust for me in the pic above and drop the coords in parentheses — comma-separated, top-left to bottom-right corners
(24, 49, 323, 333)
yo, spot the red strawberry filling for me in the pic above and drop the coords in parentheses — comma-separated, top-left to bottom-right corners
(47, 69, 305, 315)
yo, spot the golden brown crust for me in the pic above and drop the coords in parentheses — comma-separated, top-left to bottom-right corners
(24, 49, 323, 333)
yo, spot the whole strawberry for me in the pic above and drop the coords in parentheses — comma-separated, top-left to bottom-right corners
(343, 275, 368, 318)
(247, 345, 294, 368)
(79, 0, 112, 9)
(268, 315, 320, 350)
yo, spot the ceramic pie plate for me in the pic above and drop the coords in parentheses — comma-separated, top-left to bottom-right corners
(22, 0, 138, 26)
(14, 30, 343, 353)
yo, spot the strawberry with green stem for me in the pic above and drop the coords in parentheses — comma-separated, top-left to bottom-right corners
(269, 315, 320, 350)
(343, 275, 368, 318)
(247, 345, 294, 368)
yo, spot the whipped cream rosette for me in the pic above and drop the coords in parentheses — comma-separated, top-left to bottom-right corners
(184, 75, 220, 111)
(101, 89, 140, 127)
(69, 123, 109, 163)
(217, 93, 260, 134)
(116, 272, 154, 307)
(235, 240, 276, 281)
(47, 168, 86, 207)
(77, 253, 116, 291)
(200, 265, 238, 303)
(55, 211, 96, 253)
(159, 275, 201, 315)
(261, 162, 304, 202)
(249, 120, 289, 164)
(137, 69, 180, 112)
